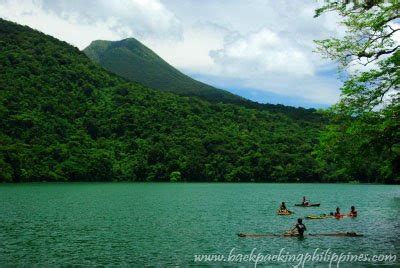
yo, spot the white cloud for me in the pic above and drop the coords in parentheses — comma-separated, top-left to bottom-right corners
(210, 28, 315, 77)
(152, 0, 344, 105)
(0, 0, 182, 49)
(392, 22, 400, 43)
(143, 22, 227, 74)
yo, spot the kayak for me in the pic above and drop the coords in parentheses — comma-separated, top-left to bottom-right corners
(238, 232, 363, 238)
(334, 214, 349, 219)
(277, 210, 294, 215)
(307, 214, 350, 220)
(306, 214, 333, 219)
(295, 203, 320, 207)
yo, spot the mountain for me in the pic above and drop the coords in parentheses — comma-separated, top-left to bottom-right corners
(0, 18, 325, 183)
(84, 38, 246, 104)
(84, 38, 321, 121)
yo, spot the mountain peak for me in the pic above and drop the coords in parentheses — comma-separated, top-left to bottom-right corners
(83, 38, 244, 104)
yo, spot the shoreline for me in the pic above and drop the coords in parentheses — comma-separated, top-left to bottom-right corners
(1, 181, 398, 185)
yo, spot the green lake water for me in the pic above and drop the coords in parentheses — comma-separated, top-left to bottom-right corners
(1, 183, 399, 266)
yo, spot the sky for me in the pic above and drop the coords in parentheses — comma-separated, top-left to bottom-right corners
(0, 0, 347, 108)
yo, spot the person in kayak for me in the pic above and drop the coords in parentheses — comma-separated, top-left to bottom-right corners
(289, 218, 307, 237)
(278, 202, 292, 214)
(302, 196, 309, 206)
(334, 207, 342, 218)
(279, 202, 287, 212)
(348, 206, 357, 217)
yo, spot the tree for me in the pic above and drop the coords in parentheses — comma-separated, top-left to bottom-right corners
(169, 171, 181, 182)
(314, 0, 400, 182)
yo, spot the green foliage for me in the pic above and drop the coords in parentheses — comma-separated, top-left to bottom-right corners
(169, 171, 181, 182)
(314, 0, 399, 183)
(0, 19, 328, 183)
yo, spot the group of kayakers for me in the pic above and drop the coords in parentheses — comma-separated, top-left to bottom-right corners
(277, 196, 358, 237)
(331, 206, 358, 218)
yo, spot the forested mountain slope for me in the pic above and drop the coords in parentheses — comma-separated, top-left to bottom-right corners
(83, 38, 320, 122)
(0, 19, 324, 182)
(84, 38, 246, 104)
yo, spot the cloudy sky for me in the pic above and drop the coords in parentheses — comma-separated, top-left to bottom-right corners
(1, 0, 346, 108)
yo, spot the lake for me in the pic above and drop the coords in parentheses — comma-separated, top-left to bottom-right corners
(0, 183, 399, 266)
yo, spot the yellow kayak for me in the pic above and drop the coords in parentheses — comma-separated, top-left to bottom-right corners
(306, 214, 333, 219)
(277, 210, 294, 215)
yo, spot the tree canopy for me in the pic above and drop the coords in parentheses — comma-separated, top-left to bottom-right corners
(314, 0, 399, 183)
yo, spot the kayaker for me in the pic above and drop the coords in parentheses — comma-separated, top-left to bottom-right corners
(302, 196, 309, 206)
(334, 207, 342, 218)
(279, 202, 287, 212)
(289, 218, 307, 237)
(348, 206, 357, 217)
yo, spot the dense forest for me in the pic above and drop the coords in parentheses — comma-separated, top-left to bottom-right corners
(0, 18, 397, 183)
(0, 19, 325, 183)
